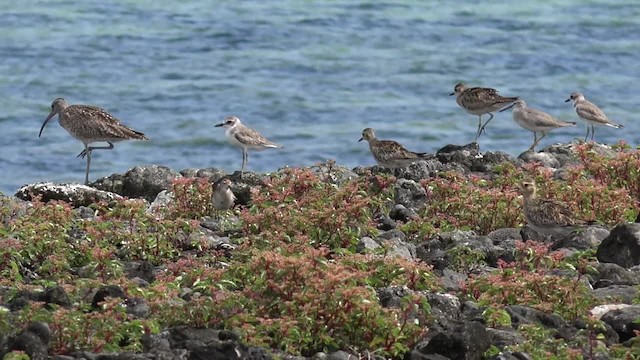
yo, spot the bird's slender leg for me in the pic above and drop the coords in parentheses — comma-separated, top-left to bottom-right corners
(240, 148, 247, 177)
(474, 115, 482, 142)
(533, 132, 546, 151)
(76, 142, 114, 185)
(528, 133, 538, 152)
(584, 125, 590, 142)
(477, 113, 494, 139)
(590, 124, 595, 141)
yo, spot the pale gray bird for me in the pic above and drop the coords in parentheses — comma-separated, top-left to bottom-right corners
(565, 92, 623, 142)
(519, 181, 592, 236)
(450, 82, 518, 142)
(358, 128, 432, 169)
(39, 98, 148, 185)
(500, 99, 576, 152)
(215, 116, 283, 176)
(212, 178, 236, 211)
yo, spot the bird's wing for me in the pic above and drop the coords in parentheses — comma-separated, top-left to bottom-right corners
(65, 105, 147, 140)
(374, 140, 418, 162)
(535, 199, 582, 227)
(576, 101, 609, 123)
(234, 126, 281, 147)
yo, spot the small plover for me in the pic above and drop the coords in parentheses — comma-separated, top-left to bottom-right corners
(212, 178, 236, 211)
(519, 181, 591, 236)
(450, 83, 518, 142)
(39, 98, 148, 185)
(565, 92, 623, 142)
(215, 116, 283, 175)
(500, 99, 576, 152)
(358, 128, 431, 169)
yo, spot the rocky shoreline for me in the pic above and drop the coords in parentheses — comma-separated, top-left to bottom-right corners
(2, 141, 640, 359)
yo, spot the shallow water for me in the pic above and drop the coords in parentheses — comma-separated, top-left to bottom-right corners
(1, 1, 639, 193)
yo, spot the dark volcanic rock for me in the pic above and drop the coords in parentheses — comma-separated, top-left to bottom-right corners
(505, 305, 569, 335)
(179, 167, 227, 182)
(436, 143, 480, 166)
(400, 159, 465, 181)
(591, 262, 640, 288)
(596, 223, 640, 267)
(395, 179, 427, 211)
(518, 150, 561, 169)
(411, 321, 490, 360)
(92, 285, 126, 308)
(93, 165, 182, 201)
(592, 285, 639, 304)
(551, 226, 610, 251)
(15, 182, 121, 207)
(600, 305, 640, 342)
(40, 286, 71, 308)
(3, 322, 51, 360)
(0, 194, 31, 224)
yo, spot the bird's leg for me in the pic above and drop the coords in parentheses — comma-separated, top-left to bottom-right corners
(528, 133, 538, 152)
(584, 125, 590, 142)
(240, 149, 247, 177)
(590, 124, 595, 142)
(474, 115, 482, 142)
(533, 132, 545, 151)
(478, 113, 494, 138)
(77, 142, 114, 158)
(84, 144, 91, 185)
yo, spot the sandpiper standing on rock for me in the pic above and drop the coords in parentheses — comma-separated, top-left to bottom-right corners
(215, 116, 283, 176)
(519, 181, 592, 237)
(565, 92, 623, 142)
(500, 100, 576, 152)
(450, 83, 518, 142)
(39, 98, 149, 185)
(358, 128, 432, 169)
(212, 178, 236, 211)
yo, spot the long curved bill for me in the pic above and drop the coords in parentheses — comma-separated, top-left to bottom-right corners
(39, 111, 56, 137)
(499, 103, 516, 112)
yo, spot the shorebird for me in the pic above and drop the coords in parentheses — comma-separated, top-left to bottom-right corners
(565, 92, 623, 142)
(518, 181, 592, 237)
(215, 116, 283, 176)
(358, 128, 432, 169)
(500, 100, 576, 152)
(450, 83, 518, 142)
(212, 178, 236, 211)
(39, 98, 148, 185)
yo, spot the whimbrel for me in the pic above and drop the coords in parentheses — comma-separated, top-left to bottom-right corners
(358, 128, 432, 169)
(39, 98, 148, 185)
(450, 82, 518, 142)
(565, 92, 623, 142)
(500, 99, 576, 152)
(215, 116, 283, 176)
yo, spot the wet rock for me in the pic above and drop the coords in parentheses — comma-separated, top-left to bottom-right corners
(124, 261, 156, 284)
(600, 305, 640, 342)
(551, 226, 610, 251)
(596, 223, 640, 267)
(395, 179, 427, 211)
(412, 321, 490, 360)
(15, 182, 121, 207)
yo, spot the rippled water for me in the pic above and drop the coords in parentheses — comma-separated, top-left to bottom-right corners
(1, 1, 639, 193)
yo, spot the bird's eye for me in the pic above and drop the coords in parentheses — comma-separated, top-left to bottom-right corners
(51, 104, 54, 109)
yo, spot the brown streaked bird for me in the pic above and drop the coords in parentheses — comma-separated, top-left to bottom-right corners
(39, 98, 148, 185)
(518, 181, 592, 237)
(215, 116, 283, 176)
(500, 99, 576, 152)
(450, 82, 518, 142)
(358, 128, 432, 169)
(212, 178, 236, 211)
(565, 92, 623, 142)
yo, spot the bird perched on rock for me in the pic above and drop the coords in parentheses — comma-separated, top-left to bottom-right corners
(519, 181, 593, 237)
(565, 92, 623, 142)
(450, 82, 518, 142)
(500, 99, 576, 152)
(39, 98, 148, 185)
(215, 116, 283, 176)
(358, 128, 432, 169)
(212, 178, 236, 211)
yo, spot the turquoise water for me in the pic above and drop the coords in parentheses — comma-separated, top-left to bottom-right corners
(1, 1, 639, 193)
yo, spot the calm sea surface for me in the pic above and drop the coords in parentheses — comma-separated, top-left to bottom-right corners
(1, 1, 639, 193)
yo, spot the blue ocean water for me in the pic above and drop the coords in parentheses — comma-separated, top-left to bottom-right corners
(1, 1, 639, 193)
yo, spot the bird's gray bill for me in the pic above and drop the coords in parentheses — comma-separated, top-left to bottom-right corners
(215, 123, 224, 127)
(358, 137, 364, 142)
(499, 103, 516, 112)
(564, 98, 571, 102)
(448, 92, 455, 96)
(39, 111, 56, 137)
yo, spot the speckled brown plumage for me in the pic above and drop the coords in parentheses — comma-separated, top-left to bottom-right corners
(519, 181, 590, 236)
(358, 128, 432, 169)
